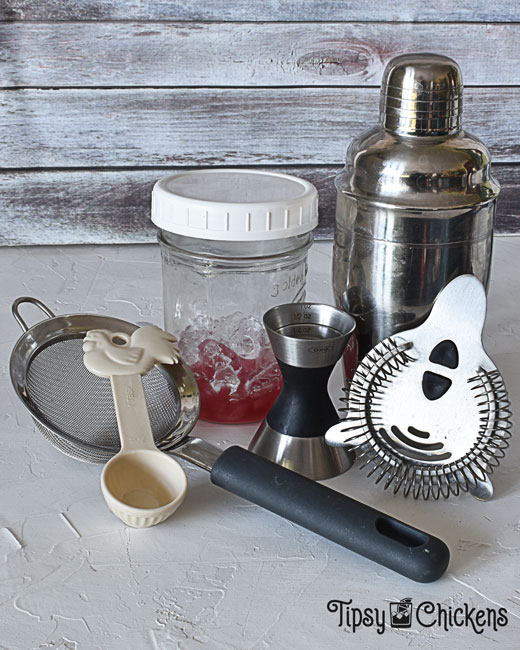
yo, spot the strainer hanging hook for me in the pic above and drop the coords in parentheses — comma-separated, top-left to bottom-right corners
(12, 296, 56, 332)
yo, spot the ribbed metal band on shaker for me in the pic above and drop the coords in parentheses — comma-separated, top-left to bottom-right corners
(380, 53, 463, 136)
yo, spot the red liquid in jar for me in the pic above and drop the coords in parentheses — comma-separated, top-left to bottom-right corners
(185, 338, 282, 424)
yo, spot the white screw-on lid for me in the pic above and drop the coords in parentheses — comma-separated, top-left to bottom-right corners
(151, 169, 318, 241)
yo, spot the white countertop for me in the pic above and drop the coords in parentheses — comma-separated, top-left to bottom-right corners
(0, 239, 519, 650)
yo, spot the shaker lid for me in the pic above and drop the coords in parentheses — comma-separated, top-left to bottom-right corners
(151, 169, 318, 241)
(381, 53, 463, 136)
(336, 53, 500, 210)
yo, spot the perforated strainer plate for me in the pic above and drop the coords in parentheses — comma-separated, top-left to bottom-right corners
(10, 300, 200, 463)
(325, 276, 512, 500)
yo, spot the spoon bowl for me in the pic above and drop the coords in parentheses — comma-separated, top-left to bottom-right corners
(101, 449, 188, 528)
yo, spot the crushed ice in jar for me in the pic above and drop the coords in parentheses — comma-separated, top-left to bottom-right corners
(178, 312, 282, 423)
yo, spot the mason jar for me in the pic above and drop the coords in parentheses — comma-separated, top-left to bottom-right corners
(151, 170, 318, 423)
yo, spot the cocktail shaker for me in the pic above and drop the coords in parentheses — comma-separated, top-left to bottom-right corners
(333, 53, 500, 359)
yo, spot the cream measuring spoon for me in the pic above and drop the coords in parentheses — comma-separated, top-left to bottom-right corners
(83, 325, 188, 528)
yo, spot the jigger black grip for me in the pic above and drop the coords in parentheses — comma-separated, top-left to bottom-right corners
(266, 361, 339, 438)
(211, 446, 450, 583)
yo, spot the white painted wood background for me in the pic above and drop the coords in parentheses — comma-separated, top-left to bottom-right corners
(0, 2, 519, 244)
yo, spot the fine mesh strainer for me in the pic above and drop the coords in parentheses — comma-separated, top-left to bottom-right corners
(10, 297, 198, 463)
(10, 297, 451, 583)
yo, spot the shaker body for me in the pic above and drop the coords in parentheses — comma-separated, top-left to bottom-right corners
(332, 54, 500, 360)
(333, 194, 496, 358)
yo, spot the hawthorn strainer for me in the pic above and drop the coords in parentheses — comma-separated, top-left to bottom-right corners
(326, 276, 512, 501)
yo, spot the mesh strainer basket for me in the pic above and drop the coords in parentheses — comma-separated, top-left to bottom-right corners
(10, 297, 200, 463)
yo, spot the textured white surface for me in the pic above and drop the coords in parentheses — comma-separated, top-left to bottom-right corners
(0, 239, 519, 649)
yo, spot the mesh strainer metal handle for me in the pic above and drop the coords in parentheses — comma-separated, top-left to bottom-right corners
(10, 297, 450, 582)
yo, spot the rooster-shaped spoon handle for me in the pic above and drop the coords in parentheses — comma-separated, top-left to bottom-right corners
(83, 325, 179, 452)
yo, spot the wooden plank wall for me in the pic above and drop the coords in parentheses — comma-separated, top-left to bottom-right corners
(1, 2, 519, 245)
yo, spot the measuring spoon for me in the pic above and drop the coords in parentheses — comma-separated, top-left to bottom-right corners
(83, 326, 188, 528)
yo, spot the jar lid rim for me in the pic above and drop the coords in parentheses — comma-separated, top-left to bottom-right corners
(151, 169, 318, 241)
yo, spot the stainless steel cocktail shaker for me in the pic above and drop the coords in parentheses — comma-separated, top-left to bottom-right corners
(333, 53, 500, 359)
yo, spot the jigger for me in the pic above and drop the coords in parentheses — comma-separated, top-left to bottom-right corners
(249, 303, 356, 480)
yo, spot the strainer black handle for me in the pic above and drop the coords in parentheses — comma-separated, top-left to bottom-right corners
(210, 446, 450, 583)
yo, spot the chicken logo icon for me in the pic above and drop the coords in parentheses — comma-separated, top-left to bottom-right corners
(83, 325, 180, 378)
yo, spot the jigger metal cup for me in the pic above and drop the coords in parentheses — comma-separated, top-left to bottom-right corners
(248, 303, 356, 480)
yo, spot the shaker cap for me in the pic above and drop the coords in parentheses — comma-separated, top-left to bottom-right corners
(381, 53, 463, 136)
(152, 169, 318, 241)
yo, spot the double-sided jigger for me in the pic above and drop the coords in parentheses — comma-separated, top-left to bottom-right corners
(249, 303, 356, 480)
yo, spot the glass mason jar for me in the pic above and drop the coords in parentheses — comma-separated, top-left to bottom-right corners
(152, 170, 318, 424)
